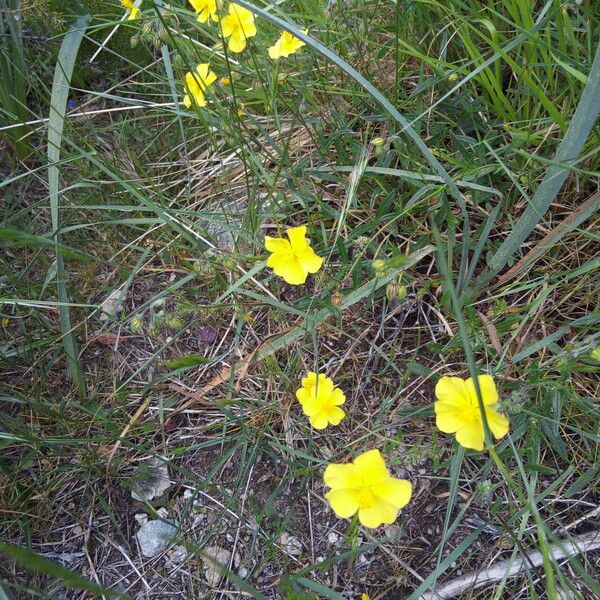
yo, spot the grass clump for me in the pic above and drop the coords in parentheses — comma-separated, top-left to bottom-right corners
(1, 0, 599, 598)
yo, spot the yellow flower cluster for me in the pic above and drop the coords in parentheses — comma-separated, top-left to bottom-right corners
(261, 226, 510, 528)
(187, 1, 306, 56)
(175, 2, 308, 110)
(117, 0, 513, 538)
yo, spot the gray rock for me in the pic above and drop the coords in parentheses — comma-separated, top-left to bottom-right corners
(279, 532, 303, 557)
(202, 545, 231, 586)
(131, 457, 172, 502)
(98, 288, 125, 322)
(136, 520, 177, 558)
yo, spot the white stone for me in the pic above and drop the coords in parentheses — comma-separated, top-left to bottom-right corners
(131, 457, 172, 502)
(279, 532, 303, 557)
(136, 520, 177, 558)
(203, 545, 231, 587)
(98, 288, 124, 322)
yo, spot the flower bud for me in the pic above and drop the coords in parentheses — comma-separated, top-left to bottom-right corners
(165, 315, 184, 330)
(130, 314, 144, 333)
(372, 258, 387, 277)
(386, 282, 407, 302)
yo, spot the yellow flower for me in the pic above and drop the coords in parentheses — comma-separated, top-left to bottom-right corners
(324, 449, 412, 528)
(265, 225, 323, 285)
(121, 0, 140, 20)
(590, 346, 600, 361)
(434, 375, 509, 451)
(189, 0, 218, 24)
(361, 595, 371, 600)
(220, 3, 257, 53)
(268, 30, 306, 59)
(237, 102, 245, 118)
(295, 372, 346, 429)
(183, 63, 217, 108)
(220, 76, 231, 86)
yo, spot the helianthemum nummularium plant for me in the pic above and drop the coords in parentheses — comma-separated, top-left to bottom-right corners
(434, 374, 509, 451)
(324, 449, 412, 528)
(296, 372, 346, 429)
(188, 0, 219, 23)
(268, 30, 306, 59)
(265, 225, 323, 285)
(183, 63, 217, 108)
(121, 0, 140, 20)
(220, 3, 257, 53)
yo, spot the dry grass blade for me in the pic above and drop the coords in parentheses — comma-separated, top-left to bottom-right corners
(496, 189, 600, 286)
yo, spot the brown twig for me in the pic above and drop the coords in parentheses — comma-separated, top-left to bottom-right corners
(168, 325, 295, 413)
(106, 396, 150, 469)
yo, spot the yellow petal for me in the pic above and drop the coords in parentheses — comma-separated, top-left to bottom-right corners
(286, 225, 308, 251)
(314, 376, 334, 396)
(353, 449, 389, 483)
(278, 258, 308, 285)
(434, 400, 466, 433)
(373, 478, 412, 509)
(331, 388, 346, 406)
(183, 95, 192, 108)
(455, 421, 485, 451)
(220, 15, 235, 37)
(195, 63, 217, 90)
(326, 405, 345, 425)
(296, 246, 323, 274)
(466, 374, 498, 406)
(485, 406, 509, 440)
(435, 376, 469, 405)
(325, 488, 359, 519)
(228, 34, 247, 53)
(242, 20, 257, 37)
(295, 388, 308, 405)
(268, 39, 284, 59)
(264, 236, 291, 254)
(302, 372, 318, 387)
(358, 498, 398, 528)
(323, 463, 359, 489)
(309, 411, 329, 429)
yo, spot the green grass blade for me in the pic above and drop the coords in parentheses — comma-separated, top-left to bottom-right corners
(0, 544, 129, 598)
(48, 14, 91, 399)
(234, 1, 466, 210)
(476, 42, 600, 289)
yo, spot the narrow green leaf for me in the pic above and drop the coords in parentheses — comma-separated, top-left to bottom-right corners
(163, 354, 211, 370)
(477, 42, 600, 287)
(0, 544, 128, 598)
(48, 14, 91, 399)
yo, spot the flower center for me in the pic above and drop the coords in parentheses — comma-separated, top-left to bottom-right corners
(357, 486, 376, 509)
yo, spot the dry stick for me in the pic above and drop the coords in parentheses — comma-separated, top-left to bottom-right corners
(89, 13, 127, 64)
(420, 530, 600, 600)
(106, 396, 150, 468)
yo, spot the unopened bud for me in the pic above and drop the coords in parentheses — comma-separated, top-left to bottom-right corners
(130, 314, 144, 333)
